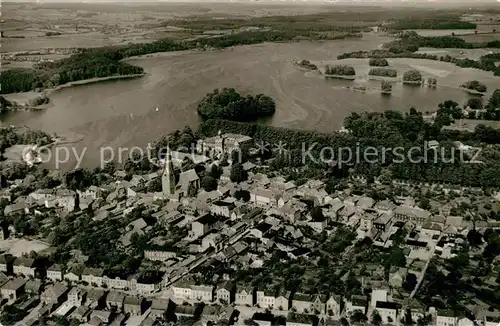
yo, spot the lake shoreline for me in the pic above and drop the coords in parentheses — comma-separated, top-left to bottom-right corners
(1, 74, 146, 112)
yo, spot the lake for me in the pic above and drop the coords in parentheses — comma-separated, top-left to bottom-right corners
(2, 33, 499, 169)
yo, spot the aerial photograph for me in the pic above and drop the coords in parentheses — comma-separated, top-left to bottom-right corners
(0, 0, 499, 325)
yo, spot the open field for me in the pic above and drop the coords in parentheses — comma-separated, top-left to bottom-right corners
(0, 238, 50, 256)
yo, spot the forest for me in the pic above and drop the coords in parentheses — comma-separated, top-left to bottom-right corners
(198, 97, 500, 188)
(386, 19, 476, 30)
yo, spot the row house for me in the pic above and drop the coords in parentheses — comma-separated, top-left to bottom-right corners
(215, 281, 235, 304)
(345, 295, 368, 316)
(235, 284, 254, 306)
(310, 295, 342, 316)
(394, 206, 431, 224)
(436, 310, 458, 326)
(82, 267, 104, 287)
(172, 280, 214, 303)
(64, 267, 82, 283)
(256, 288, 275, 309)
(292, 293, 313, 314)
(144, 250, 176, 262)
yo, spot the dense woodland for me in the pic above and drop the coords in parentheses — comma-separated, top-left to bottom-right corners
(198, 94, 500, 188)
(197, 88, 276, 121)
(387, 19, 477, 30)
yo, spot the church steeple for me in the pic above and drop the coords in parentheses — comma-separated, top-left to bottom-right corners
(162, 146, 176, 196)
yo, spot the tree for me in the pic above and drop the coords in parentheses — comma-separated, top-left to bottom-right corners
(403, 273, 418, 291)
(466, 97, 483, 110)
(388, 247, 407, 267)
(418, 197, 431, 210)
(311, 206, 325, 221)
(350, 310, 368, 323)
(403, 70, 422, 83)
(234, 189, 250, 202)
(209, 164, 222, 179)
(230, 163, 247, 183)
(381, 81, 392, 93)
(372, 311, 382, 325)
(201, 176, 217, 192)
(369, 58, 389, 66)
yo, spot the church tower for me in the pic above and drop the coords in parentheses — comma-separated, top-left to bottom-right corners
(162, 147, 176, 196)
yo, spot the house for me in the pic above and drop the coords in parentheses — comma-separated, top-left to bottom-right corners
(375, 301, 399, 323)
(251, 222, 273, 239)
(0, 272, 7, 288)
(149, 298, 172, 319)
(172, 278, 194, 300)
(144, 250, 176, 262)
(41, 282, 68, 304)
(0, 277, 26, 301)
(275, 288, 292, 311)
(256, 288, 275, 309)
(25, 279, 41, 295)
(124, 296, 144, 315)
(191, 213, 222, 238)
(374, 213, 392, 232)
(13, 257, 36, 277)
(216, 281, 235, 304)
(71, 306, 91, 323)
(4, 201, 28, 215)
(211, 200, 236, 218)
(47, 264, 64, 282)
(251, 188, 277, 207)
(345, 295, 368, 316)
(85, 289, 106, 309)
(68, 287, 85, 307)
(135, 270, 164, 294)
(91, 310, 111, 324)
(191, 285, 214, 302)
(102, 270, 131, 290)
(394, 206, 431, 224)
(292, 293, 313, 314)
(0, 254, 13, 273)
(437, 310, 458, 326)
(326, 295, 342, 317)
(235, 284, 254, 306)
(311, 294, 328, 315)
(287, 313, 319, 326)
(55, 189, 77, 211)
(82, 267, 104, 287)
(106, 290, 125, 311)
(64, 267, 82, 283)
